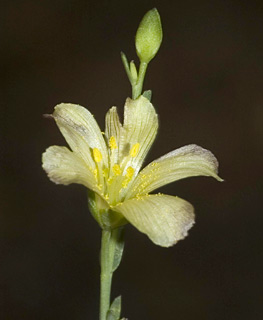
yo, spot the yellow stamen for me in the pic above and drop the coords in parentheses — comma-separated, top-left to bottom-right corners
(121, 166, 135, 189)
(126, 166, 135, 179)
(113, 164, 122, 176)
(130, 143, 140, 157)
(103, 168, 109, 178)
(109, 136, 117, 150)
(92, 168, 98, 179)
(93, 148, 102, 163)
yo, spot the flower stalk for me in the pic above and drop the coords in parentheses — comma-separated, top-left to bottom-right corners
(100, 230, 115, 320)
(132, 61, 148, 99)
(100, 228, 124, 320)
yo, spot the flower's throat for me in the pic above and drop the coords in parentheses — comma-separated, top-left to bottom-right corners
(91, 136, 140, 205)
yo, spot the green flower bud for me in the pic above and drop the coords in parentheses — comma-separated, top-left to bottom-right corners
(135, 8, 163, 63)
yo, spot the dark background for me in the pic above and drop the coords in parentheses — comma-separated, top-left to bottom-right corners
(1, 0, 262, 319)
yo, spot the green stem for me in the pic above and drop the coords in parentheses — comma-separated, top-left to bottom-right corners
(121, 53, 148, 100)
(100, 228, 123, 320)
(132, 61, 148, 99)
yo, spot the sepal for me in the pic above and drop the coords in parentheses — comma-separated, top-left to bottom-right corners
(88, 191, 127, 229)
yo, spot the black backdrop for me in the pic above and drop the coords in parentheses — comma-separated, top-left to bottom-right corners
(1, 1, 262, 319)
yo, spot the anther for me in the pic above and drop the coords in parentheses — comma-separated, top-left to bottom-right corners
(113, 164, 122, 176)
(93, 148, 102, 163)
(126, 166, 135, 179)
(129, 143, 140, 157)
(109, 136, 117, 150)
(121, 166, 135, 188)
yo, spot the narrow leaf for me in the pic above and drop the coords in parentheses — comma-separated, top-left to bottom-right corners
(112, 227, 125, 272)
(106, 296, 122, 320)
(121, 52, 132, 84)
(142, 90, 152, 101)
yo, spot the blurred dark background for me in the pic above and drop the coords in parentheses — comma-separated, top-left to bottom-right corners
(1, 0, 262, 319)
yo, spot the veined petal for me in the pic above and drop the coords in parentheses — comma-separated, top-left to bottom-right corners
(105, 106, 123, 164)
(127, 144, 223, 198)
(53, 103, 108, 169)
(113, 194, 195, 247)
(105, 106, 122, 147)
(119, 96, 158, 175)
(42, 146, 100, 193)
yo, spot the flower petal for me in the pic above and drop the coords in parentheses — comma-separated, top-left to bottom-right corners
(105, 106, 123, 164)
(42, 146, 100, 193)
(105, 106, 122, 146)
(113, 194, 194, 247)
(127, 144, 223, 198)
(119, 96, 158, 175)
(53, 103, 108, 169)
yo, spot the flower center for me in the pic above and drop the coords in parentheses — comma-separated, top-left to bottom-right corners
(90, 136, 140, 204)
(109, 136, 142, 204)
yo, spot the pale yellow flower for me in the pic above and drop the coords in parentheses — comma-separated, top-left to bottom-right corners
(42, 96, 222, 247)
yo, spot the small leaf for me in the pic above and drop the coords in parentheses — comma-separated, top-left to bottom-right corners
(121, 52, 133, 84)
(106, 296, 121, 320)
(142, 90, 152, 101)
(112, 227, 125, 272)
